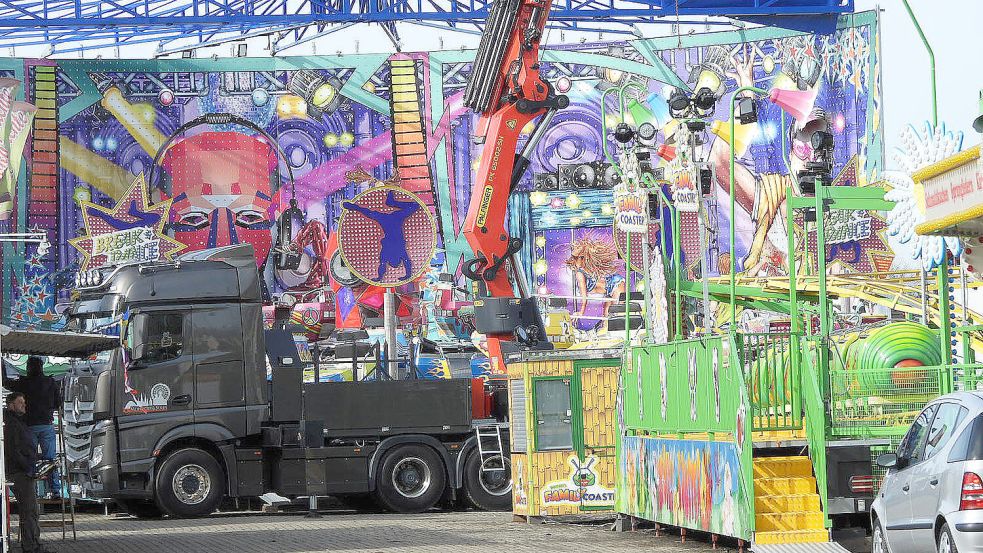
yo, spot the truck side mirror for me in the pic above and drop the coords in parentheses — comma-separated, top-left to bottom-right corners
(875, 452, 898, 468)
(128, 313, 148, 362)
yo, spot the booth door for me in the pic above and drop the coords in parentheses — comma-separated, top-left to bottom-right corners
(575, 363, 618, 510)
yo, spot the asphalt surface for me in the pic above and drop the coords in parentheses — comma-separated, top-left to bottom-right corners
(22, 506, 748, 553)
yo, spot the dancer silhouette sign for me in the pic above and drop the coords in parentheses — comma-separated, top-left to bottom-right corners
(338, 186, 436, 287)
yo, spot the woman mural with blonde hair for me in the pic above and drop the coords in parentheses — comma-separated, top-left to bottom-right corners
(566, 233, 627, 328)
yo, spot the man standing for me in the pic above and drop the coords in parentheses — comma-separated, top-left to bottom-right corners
(4, 392, 51, 553)
(7, 357, 62, 498)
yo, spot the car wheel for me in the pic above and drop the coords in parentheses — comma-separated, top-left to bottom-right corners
(938, 523, 959, 553)
(154, 448, 225, 518)
(373, 444, 446, 513)
(872, 517, 891, 553)
(462, 451, 512, 511)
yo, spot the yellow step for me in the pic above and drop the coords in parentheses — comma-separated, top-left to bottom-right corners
(755, 529, 829, 545)
(755, 493, 821, 514)
(756, 511, 826, 532)
(754, 476, 817, 496)
(753, 456, 813, 478)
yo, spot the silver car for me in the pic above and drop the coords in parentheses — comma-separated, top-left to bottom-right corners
(871, 391, 983, 553)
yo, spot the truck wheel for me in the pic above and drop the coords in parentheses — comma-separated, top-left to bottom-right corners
(374, 445, 446, 513)
(117, 499, 163, 519)
(462, 451, 512, 511)
(154, 448, 225, 518)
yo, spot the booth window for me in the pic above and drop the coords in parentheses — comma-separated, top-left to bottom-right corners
(534, 378, 573, 451)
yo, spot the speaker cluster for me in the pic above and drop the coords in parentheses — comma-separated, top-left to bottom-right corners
(533, 162, 623, 191)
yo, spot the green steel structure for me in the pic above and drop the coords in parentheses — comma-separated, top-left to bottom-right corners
(605, 83, 983, 543)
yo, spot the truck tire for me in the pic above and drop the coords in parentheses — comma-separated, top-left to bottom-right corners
(117, 499, 163, 519)
(154, 448, 225, 518)
(462, 451, 512, 511)
(374, 444, 446, 513)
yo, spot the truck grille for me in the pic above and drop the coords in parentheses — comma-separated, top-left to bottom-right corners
(63, 376, 95, 467)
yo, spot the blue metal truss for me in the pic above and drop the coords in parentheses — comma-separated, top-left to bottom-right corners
(0, 0, 853, 53)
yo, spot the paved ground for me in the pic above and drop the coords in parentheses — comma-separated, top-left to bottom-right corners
(28, 508, 746, 553)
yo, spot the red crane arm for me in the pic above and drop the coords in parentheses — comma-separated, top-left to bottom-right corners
(461, 0, 566, 371)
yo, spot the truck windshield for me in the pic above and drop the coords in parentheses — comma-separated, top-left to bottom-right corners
(67, 311, 119, 374)
(71, 349, 114, 374)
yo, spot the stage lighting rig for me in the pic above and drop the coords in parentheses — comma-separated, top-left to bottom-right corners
(796, 129, 834, 196)
(614, 122, 635, 144)
(736, 96, 758, 124)
(667, 86, 719, 119)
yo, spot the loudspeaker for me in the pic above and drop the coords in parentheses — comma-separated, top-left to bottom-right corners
(534, 172, 559, 191)
(329, 250, 361, 287)
(597, 162, 622, 189)
(558, 163, 599, 190)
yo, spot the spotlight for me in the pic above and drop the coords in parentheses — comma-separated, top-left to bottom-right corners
(181, 50, 194, 59)
(810, 130, 834, 151)
(685, 120, 706, 133)
(736, 97, 758, 124)
(798, 173, 818, 195)
(692, 87, 717, 112)
(668, 89, 690, 117)
(637, 122, 657, 142)
(614, 122, 635, 144)
(803, 207, 817, 223)
(288, 70, 343, 115)
(699, 167, 713, 195)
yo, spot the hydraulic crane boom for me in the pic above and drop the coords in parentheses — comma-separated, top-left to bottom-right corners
(462, 0, 567, 371)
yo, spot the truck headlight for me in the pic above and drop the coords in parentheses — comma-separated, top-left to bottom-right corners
(89, 445, 104, 467)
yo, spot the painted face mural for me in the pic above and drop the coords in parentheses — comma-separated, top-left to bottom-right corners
(160, 131, 277, 264)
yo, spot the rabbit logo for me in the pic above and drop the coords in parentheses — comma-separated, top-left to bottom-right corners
(688, 348, 699, 421)
(570, 456, 597, 488)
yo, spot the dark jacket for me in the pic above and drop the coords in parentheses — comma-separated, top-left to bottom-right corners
(7, 373, 62, 426)
(4, 408, 37, 475)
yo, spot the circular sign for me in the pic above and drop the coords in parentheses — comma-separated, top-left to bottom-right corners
(337, 186, 436, 287)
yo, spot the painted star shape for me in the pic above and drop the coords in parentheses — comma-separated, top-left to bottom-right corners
(68, 174, 185, 270)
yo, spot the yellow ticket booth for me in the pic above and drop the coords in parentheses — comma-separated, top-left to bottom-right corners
(507, 349, 621, 519)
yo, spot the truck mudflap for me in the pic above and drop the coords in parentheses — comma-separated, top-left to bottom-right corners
(825, 440, 888, 515)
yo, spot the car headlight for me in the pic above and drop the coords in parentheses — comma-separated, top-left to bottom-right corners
(89, 445, 104, 468)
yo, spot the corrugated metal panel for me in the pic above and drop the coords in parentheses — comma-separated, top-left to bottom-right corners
(0, 325, 117, 357)
(510, 379, 527, 451)
(752, 543, 851, 553)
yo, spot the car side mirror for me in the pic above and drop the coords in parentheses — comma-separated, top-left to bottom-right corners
(876, 452, 898, 468)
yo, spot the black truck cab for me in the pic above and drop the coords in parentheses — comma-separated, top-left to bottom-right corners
(64, 244, 511, 517)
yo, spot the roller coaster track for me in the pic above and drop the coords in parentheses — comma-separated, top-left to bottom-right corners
(677, 270, 983, 347)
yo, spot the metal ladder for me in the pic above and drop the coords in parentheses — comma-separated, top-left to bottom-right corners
(39, 413, 76, 541)
(474, 424, 505, 471)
